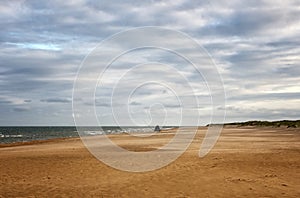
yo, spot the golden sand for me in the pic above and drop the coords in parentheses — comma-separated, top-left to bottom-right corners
(0, 126, 299, 197)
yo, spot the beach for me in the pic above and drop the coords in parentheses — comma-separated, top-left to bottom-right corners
(0, 126, 299, 197)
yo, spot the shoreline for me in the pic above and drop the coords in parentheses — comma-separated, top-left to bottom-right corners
(0, 127, 178, 147)
(0, 137, 80, 148)
(1, 125, 298, 148)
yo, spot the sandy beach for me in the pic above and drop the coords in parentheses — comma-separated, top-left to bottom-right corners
(0, 126, 299, 197)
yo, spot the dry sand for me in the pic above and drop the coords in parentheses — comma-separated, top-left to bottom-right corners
(0, 126, 299, 197)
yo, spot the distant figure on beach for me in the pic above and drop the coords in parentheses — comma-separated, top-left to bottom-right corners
(154, 125, 161, 132)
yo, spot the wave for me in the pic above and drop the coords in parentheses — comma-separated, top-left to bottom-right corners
(81, 127, 154, 136)
(0, 126, 174, 144)
(0, 134, 23, 138)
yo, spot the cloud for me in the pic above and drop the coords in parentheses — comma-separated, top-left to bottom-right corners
(0, 0, 300, 125)
(0, 100, 11, 104)
(164, 104, 181, 108)
(130, 101, 142, 106)
(95, 102, 111, 107)
(0, 96, 28, 105)
(40, 98, 71, 103)
(228, 92, 300, 102)
(13, 106, 30, 112)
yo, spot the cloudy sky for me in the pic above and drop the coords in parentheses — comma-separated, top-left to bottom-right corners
(1, 0, 300, 126)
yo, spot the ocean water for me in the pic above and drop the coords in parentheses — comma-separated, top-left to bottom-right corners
(0, 126, 162, 144)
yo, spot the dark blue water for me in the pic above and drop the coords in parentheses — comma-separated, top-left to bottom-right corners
(0, 126, 169, 144)
(0, 126, 77, 144)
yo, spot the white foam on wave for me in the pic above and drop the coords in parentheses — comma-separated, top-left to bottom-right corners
(81, 127, 155, 136)
(119, 127, 154, 133)
(0, 134, 23, 138)
(83, 131, 103, 135)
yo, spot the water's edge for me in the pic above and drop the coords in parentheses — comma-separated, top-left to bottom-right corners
(0, 126, 175, 144)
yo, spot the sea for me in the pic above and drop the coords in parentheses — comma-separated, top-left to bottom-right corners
(0, 126, 172, 144)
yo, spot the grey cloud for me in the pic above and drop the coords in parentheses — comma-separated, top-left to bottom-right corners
(211, 11, 279, 36)
(96, 99, 112, 107)
(1, 0, 300, 125)
(0, 100, 11, 104)
(130, 101, 142, 106)
(223, 105, 300, 122)
(228, 92, 300, 102)
(95, 102, 111, 107)
(199, 1, 299, 37)
(266, 40, 300, 49)
(164, 104, 181, 108)
(13, 106, 30, 112)
(40, 98, 71, 103)
(275, 65, 300, 78)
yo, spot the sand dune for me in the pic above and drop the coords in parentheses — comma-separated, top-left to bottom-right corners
(0, 127, 299, 197)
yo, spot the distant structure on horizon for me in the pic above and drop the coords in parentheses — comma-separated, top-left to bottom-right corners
(154, 125, 161, 132)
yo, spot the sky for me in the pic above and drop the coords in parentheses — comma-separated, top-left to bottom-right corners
(1, 0, 300, 126)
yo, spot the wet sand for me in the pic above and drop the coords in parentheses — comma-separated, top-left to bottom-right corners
(0, 126, 299, 197)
